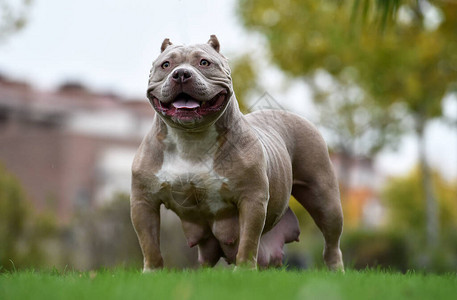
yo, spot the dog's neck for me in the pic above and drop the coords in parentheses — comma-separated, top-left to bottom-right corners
(166, 125, 219, 160)
(154, 95, 244, 159)
(214, 94, 245, 131)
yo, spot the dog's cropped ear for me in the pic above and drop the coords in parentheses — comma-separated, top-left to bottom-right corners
(161, 38, 172, 52)
(208, 35, 220, 53)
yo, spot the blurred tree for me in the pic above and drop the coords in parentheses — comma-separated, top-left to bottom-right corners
(351, 0, 413, 29)
(382, 168, 457, 236)
(0, 164, 59, 271)
(352, 0, 456, 30)
(382, 168, 457, 271)
(0, 0, 32, 43)
(349, 1, 457, 249)
(230, 53, 259, 113)
(0, 163, 29, 271)
(238, 0, 457, 250)
(73, 193, 143, 269)
(310, 70, 405, 193)
(312, 72, 403, 157)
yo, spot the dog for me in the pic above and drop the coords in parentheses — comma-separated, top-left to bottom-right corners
(131, 35, 344, 271)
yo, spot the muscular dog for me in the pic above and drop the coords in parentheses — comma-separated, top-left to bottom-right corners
(131, 35, 344, 271)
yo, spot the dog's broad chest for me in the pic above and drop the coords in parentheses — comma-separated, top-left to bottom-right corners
(153, 128, 234, 216)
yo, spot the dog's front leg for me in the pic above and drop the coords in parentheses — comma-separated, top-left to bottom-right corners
(236, 195, 268, 269)
(130, 198, 163, 272)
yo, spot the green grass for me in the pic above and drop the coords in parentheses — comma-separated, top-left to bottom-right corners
(1, 268, 456, 300)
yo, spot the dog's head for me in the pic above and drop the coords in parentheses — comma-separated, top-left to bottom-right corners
(147, 35, 233, 130)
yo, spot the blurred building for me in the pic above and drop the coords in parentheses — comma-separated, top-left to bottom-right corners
(0, 75, 154, 223)
(331, 152, 385, 228)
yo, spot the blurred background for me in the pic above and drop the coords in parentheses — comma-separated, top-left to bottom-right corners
(0, 0, 456, 273)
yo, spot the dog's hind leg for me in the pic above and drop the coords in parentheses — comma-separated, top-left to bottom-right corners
(292, 177, 344, 271)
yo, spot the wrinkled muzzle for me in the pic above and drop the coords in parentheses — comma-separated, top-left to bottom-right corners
(147, 66, 232, 128)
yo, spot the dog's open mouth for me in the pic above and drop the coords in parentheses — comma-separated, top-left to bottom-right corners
(152, 90, 228, 120)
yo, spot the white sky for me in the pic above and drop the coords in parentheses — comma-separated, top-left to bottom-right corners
(0, 0, 456, 180)
(0, 0, 251, 97)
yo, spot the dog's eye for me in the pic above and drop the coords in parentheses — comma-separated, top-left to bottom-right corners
(161, 61, 170, 69)
(200, 59, 211, 66)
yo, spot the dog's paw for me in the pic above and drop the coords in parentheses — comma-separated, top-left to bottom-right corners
(233, 263, 258, 272)
(142, 267, 161, 274)
(324, 247, 344, 272)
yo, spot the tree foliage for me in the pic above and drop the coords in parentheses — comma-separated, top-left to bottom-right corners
(0, 163, 29, 270)
(238, 0, 457, 123)
(0, 164, 58, 271)
(238, 0, 404, 157)
(311, 71, 406, 156)
(381, 168, 457, 271)
(0, 0, 32, 43)
(229, 53, 259, 113)
(382, 169, 457, 235)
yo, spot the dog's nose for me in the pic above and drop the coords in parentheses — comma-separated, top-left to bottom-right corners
(172, 68, 192, 83)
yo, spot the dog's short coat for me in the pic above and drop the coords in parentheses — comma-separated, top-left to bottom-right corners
(131, 35, 344, 271)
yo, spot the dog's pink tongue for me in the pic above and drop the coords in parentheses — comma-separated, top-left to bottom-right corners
(172, 99, 200, 109)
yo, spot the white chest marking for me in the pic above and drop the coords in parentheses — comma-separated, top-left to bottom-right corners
(156, 126, 230, 213)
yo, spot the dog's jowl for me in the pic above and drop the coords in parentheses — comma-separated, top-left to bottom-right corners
(131, 35, 344, 271)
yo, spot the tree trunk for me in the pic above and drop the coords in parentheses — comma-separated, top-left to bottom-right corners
(416, 118, 439, 249)
(338, 148, 353, 203)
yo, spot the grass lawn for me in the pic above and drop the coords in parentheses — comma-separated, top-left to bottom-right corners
(1, 268, 456, 300)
